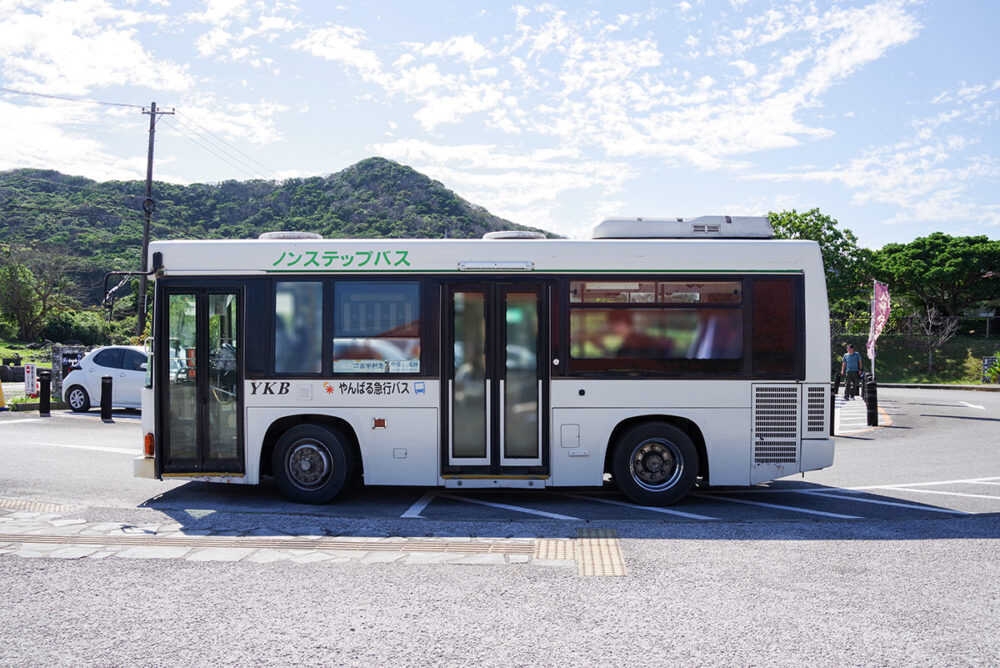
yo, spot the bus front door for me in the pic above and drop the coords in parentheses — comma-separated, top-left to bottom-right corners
(445, 283, 548, 476)
(159, 290, 243, 476)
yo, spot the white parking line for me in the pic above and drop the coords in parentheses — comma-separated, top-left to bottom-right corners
(400, 490, 438, 519)
(958, 401, 985, 410)
(3, 441, 140, 455)
(848, 476, 1000, 489)
(798, 490, 969, 514)
(557, 492, 719, 520)
(861, 487, 1000, 502)
(438, 494, 580, 521)
(0, 418, 46, 425)
(691, 493, 861, 519)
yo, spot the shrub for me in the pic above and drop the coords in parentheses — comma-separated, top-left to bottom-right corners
(962, 352, 984, 383)
(41, 310, 111, 346)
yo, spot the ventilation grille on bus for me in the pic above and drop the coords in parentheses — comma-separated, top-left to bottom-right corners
(692, 223, 721, 234)
(753, 385, 799, 464)
(804, 386, 827, 435)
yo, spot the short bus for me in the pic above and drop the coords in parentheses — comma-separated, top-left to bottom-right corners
(134, 216, 833, 506)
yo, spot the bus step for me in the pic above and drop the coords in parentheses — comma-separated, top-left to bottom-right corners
(442, 475, 549, 489)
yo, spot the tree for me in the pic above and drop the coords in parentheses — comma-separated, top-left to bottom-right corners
(768, 209, 873, 326)
(872, 233, 1000, 316)
(0, 245, 74, 341)
(903, 305, 960, 373)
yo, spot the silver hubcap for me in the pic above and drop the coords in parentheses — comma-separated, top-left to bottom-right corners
(629, 438, 683, 492)
(69, 389, 85, 409)
(286, 442, 331, 489)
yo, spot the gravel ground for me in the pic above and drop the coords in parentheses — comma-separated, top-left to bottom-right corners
(1, 515, 998, 666)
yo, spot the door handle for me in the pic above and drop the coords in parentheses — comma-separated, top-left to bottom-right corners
(498, 379, 504, 456)
(485, 379, 492, 453)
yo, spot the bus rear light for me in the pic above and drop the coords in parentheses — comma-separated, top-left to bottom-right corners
(144, 433, 155, 457)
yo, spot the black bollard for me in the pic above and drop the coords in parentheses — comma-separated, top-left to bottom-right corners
(829, 380, 837, 436)
(38, 368, 51, 417)
(101, 375, 113, 421)
(865, 376, 878, 427)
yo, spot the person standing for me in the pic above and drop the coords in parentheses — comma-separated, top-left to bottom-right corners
(841, 343, 863, 400)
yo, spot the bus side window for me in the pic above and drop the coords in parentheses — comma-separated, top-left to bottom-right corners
(333, 282, 421, 374)
(752, 278, 796, 376)
(275, 281, 323, 374)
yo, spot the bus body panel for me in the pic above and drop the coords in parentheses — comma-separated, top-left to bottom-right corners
(551, 407, 752, 487)
(148, 237, 823, 277)
(135, 386, 156, 478)
(245, 407, 440, 487)
(801, 437, 835, 472)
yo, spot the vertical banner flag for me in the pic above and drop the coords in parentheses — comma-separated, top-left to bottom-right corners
(867, 281, 890, 360)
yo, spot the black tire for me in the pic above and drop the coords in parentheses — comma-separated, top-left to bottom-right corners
(612, 421, 698, 506)
(272, 424, 354, 504)
(66, 385, 91, 413)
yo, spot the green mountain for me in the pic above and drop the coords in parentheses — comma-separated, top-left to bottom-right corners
(0, 157, 549, 304)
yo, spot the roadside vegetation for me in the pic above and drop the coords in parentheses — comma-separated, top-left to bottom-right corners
(836, 335, 999, 384)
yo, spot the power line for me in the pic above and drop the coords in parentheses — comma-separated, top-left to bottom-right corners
(167, 115, 274, 180)
(0, 86, 145, 109)
(161, 116, 268, 181)
(174, 111, 275, 177)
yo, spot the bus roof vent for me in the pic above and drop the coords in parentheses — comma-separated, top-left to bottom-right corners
(591, 216, 773, 239)
(483, 230, 547, 240)
(258, 231, 323, 240)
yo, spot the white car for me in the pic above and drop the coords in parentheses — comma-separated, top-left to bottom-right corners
(62, 345, 147, 412)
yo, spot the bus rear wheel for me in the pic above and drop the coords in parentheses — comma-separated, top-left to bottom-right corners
(272, 424, 354, 504)
(612, 422, 698, 506)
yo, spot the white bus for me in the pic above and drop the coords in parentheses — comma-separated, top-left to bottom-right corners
(134, 216, 833, 506)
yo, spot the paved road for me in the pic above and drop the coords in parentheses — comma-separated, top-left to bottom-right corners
(0, 388, 998, 665)
(2, 389, 998, 523)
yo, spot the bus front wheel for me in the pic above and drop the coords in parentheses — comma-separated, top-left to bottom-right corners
(612, 422, 698, 506)
(272, 424, 354, 504)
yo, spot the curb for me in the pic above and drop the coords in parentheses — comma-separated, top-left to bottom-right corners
(9, 401, 69, 412)
(878, 383, 1000, 392)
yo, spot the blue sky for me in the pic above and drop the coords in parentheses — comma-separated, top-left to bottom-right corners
(0, 0, 997, 247)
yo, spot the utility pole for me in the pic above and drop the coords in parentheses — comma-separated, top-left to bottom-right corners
(137, 101, 174, 336)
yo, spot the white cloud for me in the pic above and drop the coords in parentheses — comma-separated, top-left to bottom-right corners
(0, 99, 146, 179)
(417, 35, 491, 63)
(0, 0, 191, 95)
(800, 1, 920, 99)
(293, 25, 383, 78)
(188, 4, 299, 61)
(729, 60, 757, 77)
(747, 80, 1000, 229)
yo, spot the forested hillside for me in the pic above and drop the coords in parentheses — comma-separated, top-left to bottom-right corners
(0, 157, 547, 304)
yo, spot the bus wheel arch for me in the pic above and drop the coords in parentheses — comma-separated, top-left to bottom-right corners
(262, 415, 362, 486)
(270, 422, 357, 504)
(605, 417, 706, 506)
